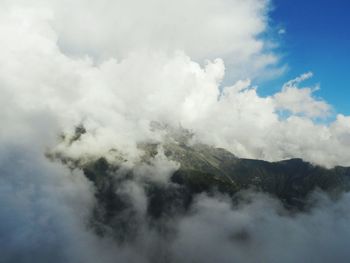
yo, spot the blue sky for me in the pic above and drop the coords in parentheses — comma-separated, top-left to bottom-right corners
(259, 0, 350, 115)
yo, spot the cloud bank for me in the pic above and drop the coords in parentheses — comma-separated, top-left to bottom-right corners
(1, 0, 350, 262)
(1, 2, 349, 167)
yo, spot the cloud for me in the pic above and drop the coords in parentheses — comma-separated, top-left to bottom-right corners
(278, 28, 286, 35)
(274, 72, 331, 118)
(1, 1, 350, 262)
(171, 192, 350, 263)
(0, 0, 279, 82)
(0, 144, 121, 263)
(1, 4, 350, 169)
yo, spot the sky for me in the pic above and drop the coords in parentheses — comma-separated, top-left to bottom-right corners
(260, 0, 350, 115)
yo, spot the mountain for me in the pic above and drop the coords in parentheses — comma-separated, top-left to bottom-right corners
(49, 126, 350, 241)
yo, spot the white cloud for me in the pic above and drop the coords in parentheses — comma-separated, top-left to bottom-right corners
(0, 6, 349, 168)
(274, 72, 331, 118)
(1, 2, 350, 262)
(0, 0, 278, 82)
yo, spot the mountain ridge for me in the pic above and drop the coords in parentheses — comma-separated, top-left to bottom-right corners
(48, 126, 350, 241)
